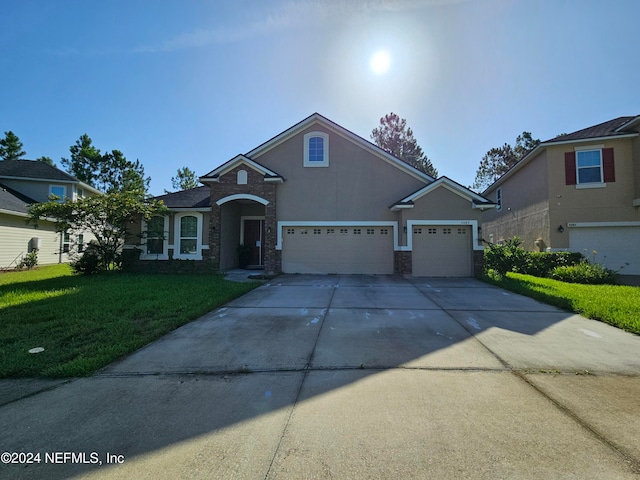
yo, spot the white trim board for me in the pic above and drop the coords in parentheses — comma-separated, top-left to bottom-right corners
(568, 222, 640, 228)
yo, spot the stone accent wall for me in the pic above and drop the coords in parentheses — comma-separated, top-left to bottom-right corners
(394, 251, 412, 275)
(473, 250, 484, 277)
(208, 165, 280, 275)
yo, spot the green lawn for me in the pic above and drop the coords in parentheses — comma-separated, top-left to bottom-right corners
(0, 264, 260, 378)
(483, 272, 640, 335)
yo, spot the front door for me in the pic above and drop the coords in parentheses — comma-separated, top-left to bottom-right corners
(243, 219, 264, 267)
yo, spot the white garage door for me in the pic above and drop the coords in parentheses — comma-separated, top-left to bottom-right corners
(412, 225, 472, 277)
(282, 226, 394, 274)
(569, 226, 640, 275)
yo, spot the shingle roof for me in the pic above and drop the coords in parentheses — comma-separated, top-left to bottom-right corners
(546, 116, 638, 143)
(0, 160, 79, 182)
(154, 186, 210, 208)
(0, 182, 37, 215)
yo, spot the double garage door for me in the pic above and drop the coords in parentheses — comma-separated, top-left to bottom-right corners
(281, 224, 473, 276)
(282, 226, 394, 274)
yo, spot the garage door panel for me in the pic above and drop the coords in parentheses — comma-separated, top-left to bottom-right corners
(412, 226, 472, 277)
(282, 227, 394, 274)
(569, 227, 640, 275)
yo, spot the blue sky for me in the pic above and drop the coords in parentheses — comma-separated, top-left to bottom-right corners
(2, 0, 638, 195)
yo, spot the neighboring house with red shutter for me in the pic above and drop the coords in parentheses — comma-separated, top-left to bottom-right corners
(481, 115, 640, 275)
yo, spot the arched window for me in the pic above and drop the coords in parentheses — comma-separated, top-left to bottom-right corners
(303, 132, 329, 167)
(237, 170, 248, 185)
(146, 216, 165, 255)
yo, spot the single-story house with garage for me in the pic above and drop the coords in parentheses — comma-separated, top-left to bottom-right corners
(481, 115, 640, 275)
(127, 113, 496, 276)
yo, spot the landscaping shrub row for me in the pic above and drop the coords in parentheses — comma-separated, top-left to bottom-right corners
(484, 237, 617, 285)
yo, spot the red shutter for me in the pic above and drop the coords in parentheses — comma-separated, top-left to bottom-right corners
(564, 152, 576, 185)
(602, 147, 615, 183)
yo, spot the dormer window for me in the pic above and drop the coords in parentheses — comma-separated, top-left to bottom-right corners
(304, 132, 329, 167)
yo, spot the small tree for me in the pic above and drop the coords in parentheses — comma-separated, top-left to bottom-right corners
(29, 192, 167, 272)
(472, 132, 540, 191)
(371, 113, 438, 178)
(167, 166, 199, 193)
(0, 131, 26, 161)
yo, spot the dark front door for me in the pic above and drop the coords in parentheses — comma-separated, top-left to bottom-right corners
(243, 219, 264, 266)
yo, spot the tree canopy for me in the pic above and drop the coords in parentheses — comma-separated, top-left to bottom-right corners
(61, 134, 150, 194)
(29, 191, 166, 272)
(167, 166, 199, 193)
(0, 131, 26, 161)
(371, 113, 438, 178)
(472, 132, 540, 191)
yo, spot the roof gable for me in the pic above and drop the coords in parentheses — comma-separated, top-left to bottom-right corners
(200, 155, 282, 182)
(393, 176, 495, 211)
(245, 113, 435, 184)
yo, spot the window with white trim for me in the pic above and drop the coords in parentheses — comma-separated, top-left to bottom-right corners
(576, 149, 603, 184)
(179, 216, 198, 255)
(62, 231, 70, 253)
(146, 216, 166, 256)
(303, 132, 329, 167)
(237, 170, 248, 185)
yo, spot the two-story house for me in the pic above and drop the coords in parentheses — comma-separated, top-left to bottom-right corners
(0, 160, 99, 269)
(481, 115, 640, 275)
(125, 113, 496, 276)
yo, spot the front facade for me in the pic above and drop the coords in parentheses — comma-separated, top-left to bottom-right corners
(131, 114, 495, 277)
(482, 115, 640, 274)
(0, 160, 99, 268)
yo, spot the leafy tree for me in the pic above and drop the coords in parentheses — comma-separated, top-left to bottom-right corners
(166, 166, 199, 193)
(61, 134, 150, 194)
(36, 156, 55, 166)
(472, 132, 540, 191)
(0, 131, 26, 161)
(29, 191, 167, 272)
(371, 113, 438, 178)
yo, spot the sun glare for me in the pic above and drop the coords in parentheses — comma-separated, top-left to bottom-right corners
(370, 50, 391, 75)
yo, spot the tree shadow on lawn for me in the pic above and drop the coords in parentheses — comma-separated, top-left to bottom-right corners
(0, 274, 638, 479)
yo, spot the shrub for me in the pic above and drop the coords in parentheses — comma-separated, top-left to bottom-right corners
(17, 251, 38, 270)
(484, 237, 527, 275)
(551, 261, 617, 285)
(524, 251, 583, 277)
(71, 242, 102, 275)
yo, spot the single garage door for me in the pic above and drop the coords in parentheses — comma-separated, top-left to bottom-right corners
(412, 225, 472, 277)
(569, 226, 640, 275)
(282, 226, 394, 274)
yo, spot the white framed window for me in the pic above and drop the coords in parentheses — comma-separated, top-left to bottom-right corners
(49, 185, 67, 203)
(78, 234, 84, 253)
(62, 231, 70, 253)
(142, 215, 168, 259)
(576, 149, 603, 184)
(174, 213, 202, 259)
(496, 188, 502, 211)
(237, 170, 248, 185)
(303, 132, 329, 167)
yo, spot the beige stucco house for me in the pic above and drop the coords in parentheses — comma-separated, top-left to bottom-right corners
(0, 160, 99, 268)
(481, 115, 640, 275)
(129, 113, 495, 276)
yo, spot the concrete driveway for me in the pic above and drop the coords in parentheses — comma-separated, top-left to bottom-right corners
(1, 275, 639, 479)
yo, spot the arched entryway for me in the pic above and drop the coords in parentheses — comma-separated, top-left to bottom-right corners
(216, 194, 269, 270)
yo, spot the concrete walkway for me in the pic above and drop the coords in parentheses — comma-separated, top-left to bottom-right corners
(1, 275, 639, 479)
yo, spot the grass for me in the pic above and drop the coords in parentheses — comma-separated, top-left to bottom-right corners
(0, 264, 260, 378)
(483, 272, 640, 335)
